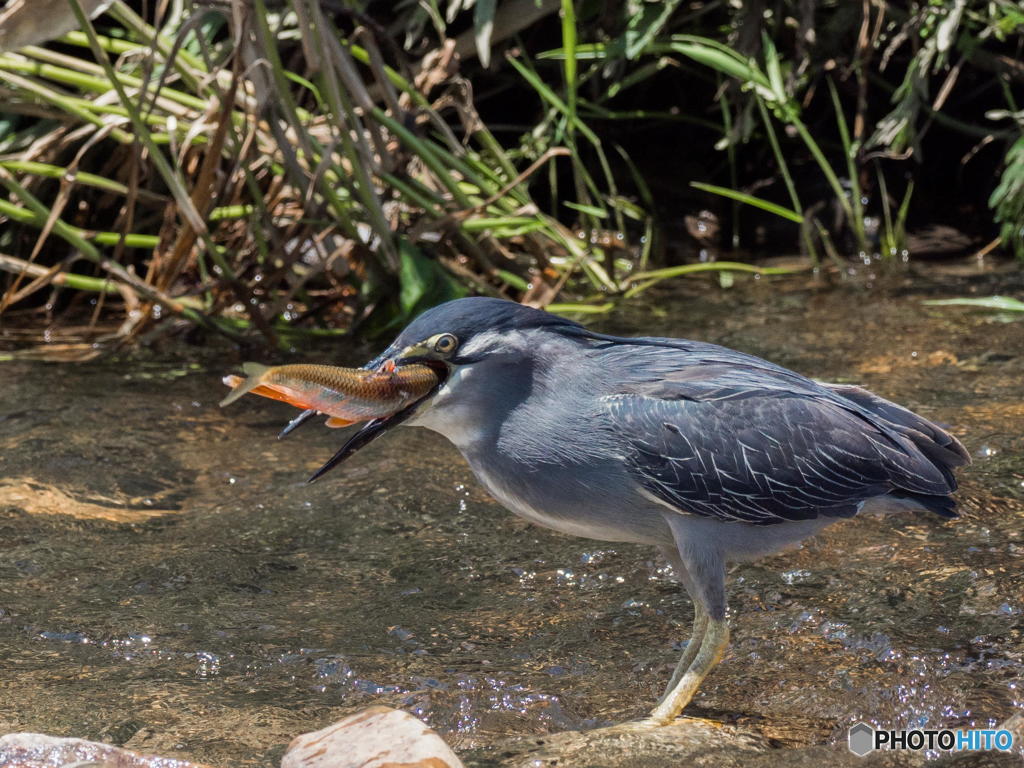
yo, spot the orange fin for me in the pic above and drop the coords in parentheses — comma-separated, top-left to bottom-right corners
(244, 384, 306, 407)
(325, 416, 354, 428)
(221, 363, 318, 412)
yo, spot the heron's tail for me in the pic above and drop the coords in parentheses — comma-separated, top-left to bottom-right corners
(888, 491, 959, 518)
(829, 385, 969, 469)
(827, 384, 969, 513)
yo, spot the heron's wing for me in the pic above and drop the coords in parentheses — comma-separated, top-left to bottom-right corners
(603, 370, 959, 525)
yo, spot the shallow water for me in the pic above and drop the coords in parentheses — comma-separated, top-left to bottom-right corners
(1, 265, 1022, 765)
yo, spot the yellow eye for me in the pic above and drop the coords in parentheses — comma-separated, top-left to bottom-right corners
(433, 333, 458, 354)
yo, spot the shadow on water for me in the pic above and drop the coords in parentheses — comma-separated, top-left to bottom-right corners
(0, 265, 1022, 766)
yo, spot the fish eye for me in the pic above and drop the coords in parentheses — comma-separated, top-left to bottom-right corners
(433, 333, 458, 354)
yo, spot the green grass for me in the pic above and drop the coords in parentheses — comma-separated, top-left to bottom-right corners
(1, 0, 1021, 354)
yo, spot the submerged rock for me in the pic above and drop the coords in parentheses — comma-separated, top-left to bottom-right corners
(494, 719, 769, 768)
(281, 706, 464, 768)
(496, 725, 869, 768)
(0, 732, 208, 768)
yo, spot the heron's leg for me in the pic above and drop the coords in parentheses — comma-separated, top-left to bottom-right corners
(646, 530, 729, 725)
(657, 602, 707, 704)
(647, 615, 730, 725)
(654, 543, 708, 704)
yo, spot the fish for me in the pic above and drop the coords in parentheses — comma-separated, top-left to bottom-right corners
(220, 362, 440, 427)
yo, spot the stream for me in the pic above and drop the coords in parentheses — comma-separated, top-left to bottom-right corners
(1, 265, 1022, 766)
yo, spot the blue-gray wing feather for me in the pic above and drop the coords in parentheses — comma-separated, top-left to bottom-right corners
(595, 344, 967, 525)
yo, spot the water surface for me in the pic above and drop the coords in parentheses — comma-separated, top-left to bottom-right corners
(1, 266, 1022, 765)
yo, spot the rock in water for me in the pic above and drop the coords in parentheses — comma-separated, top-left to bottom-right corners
(281, 706, 464, 768)
(0, 732, 209, 768)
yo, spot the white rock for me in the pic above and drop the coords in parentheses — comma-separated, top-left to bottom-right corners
(1001, 712, 1023, 745)
(281, 706, 464, 768)
(0, 732, 207, 768)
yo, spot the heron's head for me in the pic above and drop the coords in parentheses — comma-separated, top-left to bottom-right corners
(308, 298, 582, 481)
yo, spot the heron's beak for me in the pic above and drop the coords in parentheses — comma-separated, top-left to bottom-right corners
(305, 348, 447, 484)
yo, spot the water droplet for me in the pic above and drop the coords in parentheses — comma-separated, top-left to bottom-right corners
(782, 569, 812, 585)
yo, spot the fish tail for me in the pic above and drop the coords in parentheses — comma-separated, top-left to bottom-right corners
(220, 363, 271, 407)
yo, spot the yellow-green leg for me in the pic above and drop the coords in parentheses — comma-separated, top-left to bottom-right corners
(647, 616, 729, 725)
(656, 602, 707, 706)
(600, 542, 728, 732)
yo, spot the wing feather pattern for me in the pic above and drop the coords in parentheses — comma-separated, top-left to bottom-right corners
(594, 343, 967, 526)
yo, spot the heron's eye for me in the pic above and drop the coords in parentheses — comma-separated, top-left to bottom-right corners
(433, 333, 458, 354)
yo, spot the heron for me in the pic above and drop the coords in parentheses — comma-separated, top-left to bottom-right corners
(298, 297, 969, 727)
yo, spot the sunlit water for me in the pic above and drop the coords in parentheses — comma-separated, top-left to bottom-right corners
(1, 266, 1022, 766)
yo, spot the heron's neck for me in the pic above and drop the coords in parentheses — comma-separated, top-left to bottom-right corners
(407, 331, 583, 452)
(405, 352, 534, 450)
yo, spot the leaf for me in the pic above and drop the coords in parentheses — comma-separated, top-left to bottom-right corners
(624, 0, 682, 60)
(935, 0, 967, 56)
(625, 261, 801, 299)
(762, 33, 786, 102)
(473, 0, 496, 68)
(496, 269, 529, 291)
(690, 182, 803, 223)
(537, 42, 614, 60)
(546, 302, 616, 315)
(864, 55, 926, 155)
(563, 201, 608, 218)
(988, 137, 1024, 259)
(923, 296, 1024, 312)
(398, 240, 467, 320)
(667, 35, 773, 92)
(631, 261, 800, 282)
(506, 54, 601, 145)
(446, 0, 466, 25)
(459, 216, 541, 232)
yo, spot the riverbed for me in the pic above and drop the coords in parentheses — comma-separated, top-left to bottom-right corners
(1, 266, 1021, 765)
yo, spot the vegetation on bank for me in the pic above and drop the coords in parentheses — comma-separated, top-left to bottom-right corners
(0, 0, 1021, 351)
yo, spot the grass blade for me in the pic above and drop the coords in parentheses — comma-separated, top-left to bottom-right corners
(924, 297, 1024, 312)
(690, 182, 803, 223)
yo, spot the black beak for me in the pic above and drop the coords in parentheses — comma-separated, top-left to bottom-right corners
(305, 389, 431, 484)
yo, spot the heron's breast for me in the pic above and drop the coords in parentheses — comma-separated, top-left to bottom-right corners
(469, 462, 671, 546)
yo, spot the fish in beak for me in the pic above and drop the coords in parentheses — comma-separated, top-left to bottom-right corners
(220, 358, 447, 482)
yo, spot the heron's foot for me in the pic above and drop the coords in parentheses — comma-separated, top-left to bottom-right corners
(600, 717, 666, 733)
(596, 714, 724, 733)
(648, 617, 730, 724)
(659, 714, 725, 729)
